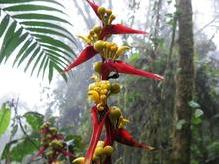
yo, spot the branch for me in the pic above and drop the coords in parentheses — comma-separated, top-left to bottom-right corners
(195, 16, 219, 35)
(14, 98, 39, 150)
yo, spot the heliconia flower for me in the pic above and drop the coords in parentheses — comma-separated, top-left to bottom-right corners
(114, 128, 155, 151)
(64, 46, 97, 72)
(85, 106, 109, 164)
(86, 0, 148, 37)
(101, 60, 164, 80)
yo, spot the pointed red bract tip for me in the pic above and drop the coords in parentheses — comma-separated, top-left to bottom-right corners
(115, 128, 155, 151)
(86, 0, 100, 18)
(32, 146, 47, 160)
(105, 60, 164, 80)
(64, 46, 97, 72)
(102, 24, 148, 36)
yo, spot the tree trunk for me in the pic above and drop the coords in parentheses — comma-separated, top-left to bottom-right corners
(172, 0, 194, 163)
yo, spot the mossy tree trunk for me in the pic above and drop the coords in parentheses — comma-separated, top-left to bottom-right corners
(172, 0, 194, 163)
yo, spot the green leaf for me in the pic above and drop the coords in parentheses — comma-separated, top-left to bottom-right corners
(4, 4, 65, 14)
(192, 117, 202, 125)
(0, 1, 77, 81)
(189, 100, 200, 109)
(53, 63, 68, 82)
(1, 139, 20, 160)
(176, 119, 186, 130)
(0, 15, 10, 37)
(13, 13, 71, 25)
(0, 0, 65, 8)
(207, 141, 219, 161)
(2, 30, 29, 63)
(7, 138, 39, 162)
(0, 104, 11, 137)
(25, 27, 76, 44)
(194, 109, 204, 118)
(24, 46, 41, 72)
(23, 112, 44, 131)
(12, 38, 32, 67)
(49, 60, 54, 83)
(34, 34, 74, 54)
(21, 21, 77, 43)
(17, 42, 38, 67)
(0, 21, 17, 63)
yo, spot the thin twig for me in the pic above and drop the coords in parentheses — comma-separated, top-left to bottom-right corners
(195, 16, 219, 35)
(14, 98, 39, 150)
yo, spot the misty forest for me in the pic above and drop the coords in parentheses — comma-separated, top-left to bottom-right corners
(0, 0, 219, 164)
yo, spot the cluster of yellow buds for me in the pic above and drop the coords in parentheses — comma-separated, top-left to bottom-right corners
(94, 40, 130, 60)
(72, 141, 113, 164)
(93, 140, 114, 161)
(78, 26, 102, 45)
(88, 74, 121, 111)
(97, 6, 115, 26)
(109, 106, 129, 129)
(88, 78, 111, 111)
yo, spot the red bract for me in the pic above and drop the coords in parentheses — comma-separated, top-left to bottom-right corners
(102, 24, 148, 36)
(86, 0, 100, 18)
(86, 0, 147, 37)
(85, 106, 109, 164)
(64, 46, 97, 72)
(34, 146, 47, 159)
(114, 128, 155, 151)
(101, 60, 164, 80)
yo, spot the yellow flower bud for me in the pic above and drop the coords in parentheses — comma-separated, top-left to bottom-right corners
(88, 90, 100, 103)
(77, 35, 90, 44)
(100, 89, 108, 94)
(100, 94, 107, 101)
(103, 145, 114, 156)
(97, 103, 104, 111)
(93, 62, 102, 73)
(97, 6, 106, 16)
(94, 146, 104, 156)
(106, 9, 112, 15)
(50, 139, 63, 149)
(93, 26, 102, 33)
(50, 127, 57, 135)
(94, 40, 105, 52)
(109, 106, 121, 119)
(108, 15, 116, 24)
(72, 157, 85, 164)
(97, 140, 105, 147)
(118, 117, 129, 128)
(89, 30, 95, 36)
(110, 83, 121, 94)
(114, 46, 130, 59)
(88, 83, 96, 90)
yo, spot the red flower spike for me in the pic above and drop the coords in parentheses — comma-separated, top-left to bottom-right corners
(64, 46, 97, 72)
(102, 24, 148, 36)
(115, 128, 155, 151)
(85, 106, 109, 164)
(102, 60, 164, 80)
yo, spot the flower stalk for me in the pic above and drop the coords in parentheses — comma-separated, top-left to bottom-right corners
(67, 1, 164, 163)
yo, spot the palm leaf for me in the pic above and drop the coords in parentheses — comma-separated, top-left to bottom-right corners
(0, 0, 77, 82)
